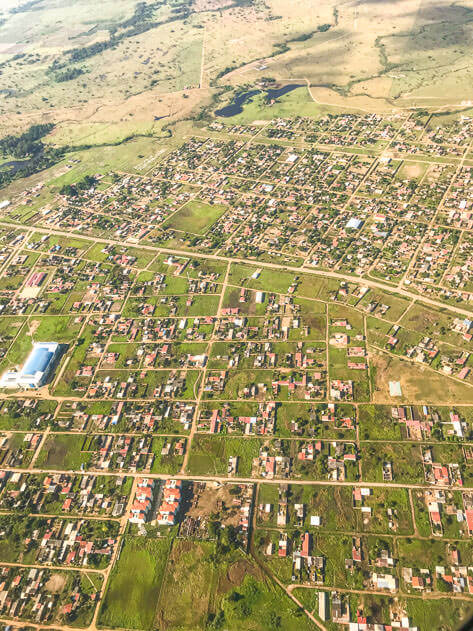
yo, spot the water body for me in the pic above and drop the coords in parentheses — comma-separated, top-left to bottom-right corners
(0, 158, 36, 174)
(215, 84, 304, 118)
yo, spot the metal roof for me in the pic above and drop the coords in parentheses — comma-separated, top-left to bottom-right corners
(21, 344, 58, 377)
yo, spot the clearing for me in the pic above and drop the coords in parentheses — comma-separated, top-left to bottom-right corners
(164, 199, 228, 235)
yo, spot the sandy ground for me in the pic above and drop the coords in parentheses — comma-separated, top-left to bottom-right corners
(45, 573, 67, 593)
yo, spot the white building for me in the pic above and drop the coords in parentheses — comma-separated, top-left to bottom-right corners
(0, 342, 60, 389)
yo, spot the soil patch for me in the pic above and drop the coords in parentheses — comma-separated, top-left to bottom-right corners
(27, 320, 41, 336)
(45, 573, 66, 593)
(218, 559, 263, 595)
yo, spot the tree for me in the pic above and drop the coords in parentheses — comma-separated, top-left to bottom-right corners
(208, 520, 220, 538)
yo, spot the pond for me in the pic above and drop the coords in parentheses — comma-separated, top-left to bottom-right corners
(215, 84, 304, 118)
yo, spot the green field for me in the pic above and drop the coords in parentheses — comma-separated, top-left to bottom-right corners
(99, 536, 171, 630)
(163, 200, 228, 235)
(35, 434, 92, 470)
(187, 435, 261, 477)
(155, 539, 216, 630)
(154, 540, 317, 631)
(217, 87, 321, 124)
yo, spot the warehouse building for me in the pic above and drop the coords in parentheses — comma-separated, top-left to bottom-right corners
(0, 342, 60, 389)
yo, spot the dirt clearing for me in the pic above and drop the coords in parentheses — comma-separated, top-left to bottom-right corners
(45, 573, 66, 593)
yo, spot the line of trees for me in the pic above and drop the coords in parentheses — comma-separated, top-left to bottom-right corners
(9, 0, 42, 14)
(0, 123, 65, 190)
(0, 147, 65, 190)
(49, 0, 181, 70)
(52, 67, 86, 83)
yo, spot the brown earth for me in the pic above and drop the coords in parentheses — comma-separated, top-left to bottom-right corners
(45, 573, 67, 593)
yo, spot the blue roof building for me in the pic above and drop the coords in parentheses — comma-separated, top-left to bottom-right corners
(22, 346, 56, 378)
(0, 342, 59, 389)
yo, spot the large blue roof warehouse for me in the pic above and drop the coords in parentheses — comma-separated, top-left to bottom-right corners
(0, 342, 59, 389)
(22, 346, 56, 377)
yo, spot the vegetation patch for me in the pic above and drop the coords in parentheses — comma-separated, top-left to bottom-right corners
(99, 536, 171, 630)
(163, 200, 228, 235)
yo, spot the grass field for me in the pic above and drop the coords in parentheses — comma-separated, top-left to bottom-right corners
(216, 87, 321, 124)
(155, 539, 215, 630)
(36, 434, 92, 470)
(187, 435, 261, 477)
(163, 199, 228, 235)
(407, 597, 473, 631)
(219, 574, 316, 631)
(153, 541, 319, 631)
(99, 536, 171, 630)
(370, 349, 473, 404)
(361, 442, 424, 484)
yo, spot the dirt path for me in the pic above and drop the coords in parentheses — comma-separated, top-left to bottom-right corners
(8, 461, 472, 492)
(199, 27, 206, 89)
(0, 219, 471, 320)
(287, 582, 473, 603)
